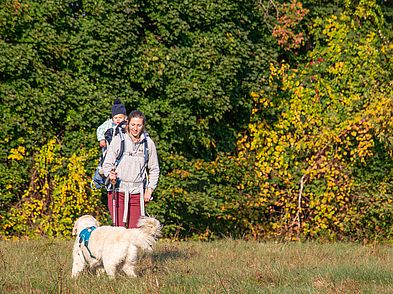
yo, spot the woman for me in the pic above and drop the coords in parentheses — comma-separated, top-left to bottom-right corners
(102, 110, 160, 228)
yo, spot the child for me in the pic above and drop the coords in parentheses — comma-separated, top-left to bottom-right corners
(92, 99, 127, 189)
(96, 98, 127, 149)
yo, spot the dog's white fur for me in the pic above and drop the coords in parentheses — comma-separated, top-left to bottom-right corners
(71, 215, 161, 278)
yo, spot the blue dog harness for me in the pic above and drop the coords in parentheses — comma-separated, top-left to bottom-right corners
(79, 226, 97, 259)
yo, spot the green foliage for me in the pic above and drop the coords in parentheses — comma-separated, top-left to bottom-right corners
(241, 0, 393, 240)
(1, 0, 393, 240)
(343, 145, 393, 241)
(0, 145, 30, 213)
(0, 0, 275, 219)
(0, 139, 103, 238)
(149, 150, 278, 240)
(1, 0, 275, 158)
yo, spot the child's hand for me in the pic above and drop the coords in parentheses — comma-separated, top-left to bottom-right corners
(99, 140, 106, 148)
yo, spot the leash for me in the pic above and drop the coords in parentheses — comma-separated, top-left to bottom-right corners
(110, 177, 119, 227)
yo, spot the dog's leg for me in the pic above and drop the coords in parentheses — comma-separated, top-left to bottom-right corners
(121, 245, 138, 277)
(122, 261, 137, 277)
(71, 250, 86, 278)
(103, 260, 117, 279)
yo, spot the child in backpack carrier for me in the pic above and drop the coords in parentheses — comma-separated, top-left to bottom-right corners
(92, 99, 127, 189)
(96, 98, 127, 150)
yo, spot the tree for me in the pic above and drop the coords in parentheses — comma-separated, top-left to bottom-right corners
(241, 0, 393, 239)
(0, 0, 276, 237)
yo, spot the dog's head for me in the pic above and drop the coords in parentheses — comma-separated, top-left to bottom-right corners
(72, 215, 100, 236)
(137, 216, 162, 239)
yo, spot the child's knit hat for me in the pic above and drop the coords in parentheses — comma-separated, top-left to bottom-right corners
(111, 98, 127, 117)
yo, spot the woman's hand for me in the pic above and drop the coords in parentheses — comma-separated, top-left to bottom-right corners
(144, 188, 153, 203)
(109, 170, 117, 184)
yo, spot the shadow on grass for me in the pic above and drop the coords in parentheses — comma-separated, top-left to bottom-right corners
(153, 244, 199, 262)
(137, 243, 199, 277)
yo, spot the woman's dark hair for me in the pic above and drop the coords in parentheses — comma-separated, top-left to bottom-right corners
(127, 110, 146, 134)
(128, 110, 146, 125)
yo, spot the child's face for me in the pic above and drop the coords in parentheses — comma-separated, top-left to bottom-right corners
(112, 114, 126, 125)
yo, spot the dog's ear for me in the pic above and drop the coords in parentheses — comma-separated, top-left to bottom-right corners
(139, 217, 161, 236)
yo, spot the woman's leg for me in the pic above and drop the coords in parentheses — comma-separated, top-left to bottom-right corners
(108, 192, 141, 228)
(128, 194, 141, 228)
(107, 191, 125, 226)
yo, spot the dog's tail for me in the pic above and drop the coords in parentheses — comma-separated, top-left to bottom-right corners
(137, 216, 162, 238)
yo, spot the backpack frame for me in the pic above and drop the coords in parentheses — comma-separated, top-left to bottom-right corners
(91, 128, 149, 190)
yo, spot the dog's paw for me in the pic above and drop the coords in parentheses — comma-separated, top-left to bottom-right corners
(125, 271, 137, 278)
(122, 265, 138, 278)
(71, 270, 81, 278)
(96, 268, 105, 277)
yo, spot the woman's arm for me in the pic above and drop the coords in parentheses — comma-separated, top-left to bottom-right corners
(102, 135, 121, 177)
(146, 138, 160, 191)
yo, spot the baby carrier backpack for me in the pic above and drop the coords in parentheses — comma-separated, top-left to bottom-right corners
(91, 123, 149, 190)
(91, 121, 127, 189)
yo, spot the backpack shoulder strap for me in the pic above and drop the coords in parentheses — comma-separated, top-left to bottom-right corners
(143, 132, 149, 166)
(115, 131, 126, 167)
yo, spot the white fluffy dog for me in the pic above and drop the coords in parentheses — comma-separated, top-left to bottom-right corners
(71, 215, 161, 279)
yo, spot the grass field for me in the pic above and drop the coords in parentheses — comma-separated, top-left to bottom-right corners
(1, 238, 393, 293)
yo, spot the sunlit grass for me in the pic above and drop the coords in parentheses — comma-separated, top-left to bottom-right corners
(1, 238, 393, 293)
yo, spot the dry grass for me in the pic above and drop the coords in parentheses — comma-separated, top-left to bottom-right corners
(1, 238, 393, 293)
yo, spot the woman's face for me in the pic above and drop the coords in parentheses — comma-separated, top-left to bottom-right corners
(128, 117, 144, 139)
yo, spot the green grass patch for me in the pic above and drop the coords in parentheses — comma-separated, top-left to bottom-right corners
(1, 239, 393, 293)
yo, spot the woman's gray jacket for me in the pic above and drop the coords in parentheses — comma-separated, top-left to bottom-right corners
(102, 132, 160, 194)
